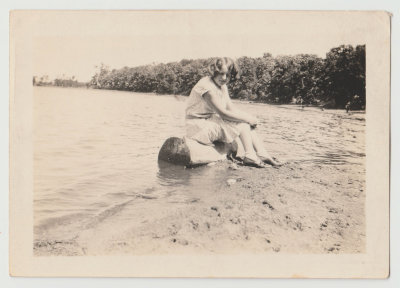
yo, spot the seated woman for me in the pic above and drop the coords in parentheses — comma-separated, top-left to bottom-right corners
(185, 57, 280, 168)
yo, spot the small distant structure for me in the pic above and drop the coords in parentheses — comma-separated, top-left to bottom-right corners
(345, 95, 362, 113)
(296, 96, 304, 109)
(345, 101, 351, 113)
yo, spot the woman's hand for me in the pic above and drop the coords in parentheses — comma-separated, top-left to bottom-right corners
(247, 116, 259, 128)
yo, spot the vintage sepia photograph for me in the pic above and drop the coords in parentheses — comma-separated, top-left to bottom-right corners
(33, 35, 366, 257)
(9, 10, 390, 277)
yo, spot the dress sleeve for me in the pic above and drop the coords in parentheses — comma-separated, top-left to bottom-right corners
(193, 77, 213, 97)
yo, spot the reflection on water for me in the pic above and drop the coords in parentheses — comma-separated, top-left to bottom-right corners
(157, 159, 235, 192)
(157, 160, 192, 187)
(34, 87, 365, 237)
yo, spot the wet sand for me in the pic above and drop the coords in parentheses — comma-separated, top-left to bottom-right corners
(34, 160, 365, 256)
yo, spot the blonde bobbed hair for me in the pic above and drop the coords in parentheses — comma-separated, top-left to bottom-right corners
(208, 57, 240, 82)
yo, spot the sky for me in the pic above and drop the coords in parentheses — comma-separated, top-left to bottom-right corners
(32, 11, 367, 82)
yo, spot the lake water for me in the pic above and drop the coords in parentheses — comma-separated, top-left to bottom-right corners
(33, 86, 365, 240)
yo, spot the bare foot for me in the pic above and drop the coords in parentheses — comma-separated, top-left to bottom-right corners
(242, 157, 267, 168)
(259, 156, 283, 167)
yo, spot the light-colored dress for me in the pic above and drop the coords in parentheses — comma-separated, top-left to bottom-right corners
(185, 76, 242, 145)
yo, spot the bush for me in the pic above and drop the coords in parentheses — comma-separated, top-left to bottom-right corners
(88, 45, 366, 110)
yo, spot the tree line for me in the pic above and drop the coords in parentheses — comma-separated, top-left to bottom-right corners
(33, 75, 87, 88)
(35, 44, 365, 109)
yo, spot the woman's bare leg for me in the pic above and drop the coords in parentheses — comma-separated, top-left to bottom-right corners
(250, 130, 281, 166)
(232, 137, 245, 159)
(237, 123, 258, 160)
(249, 130, 271, 157)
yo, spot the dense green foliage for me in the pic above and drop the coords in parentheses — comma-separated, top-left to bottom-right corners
(88, 45, 365, 109)
(35, 45, 364, 109)
(88, 59, 209, 96)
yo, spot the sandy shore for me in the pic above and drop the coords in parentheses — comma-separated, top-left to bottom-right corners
(34, 159, 365, 256)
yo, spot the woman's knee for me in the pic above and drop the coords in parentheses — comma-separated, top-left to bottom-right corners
(237, 122, 251, 134)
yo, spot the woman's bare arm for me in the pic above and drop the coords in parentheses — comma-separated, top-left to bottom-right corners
(203, 91, 257, 125)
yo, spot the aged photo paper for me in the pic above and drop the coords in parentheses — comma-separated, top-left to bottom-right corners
(10, 10, 390, 277)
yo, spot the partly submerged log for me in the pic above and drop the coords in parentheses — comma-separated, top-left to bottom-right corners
(158, 137, 242, 166)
